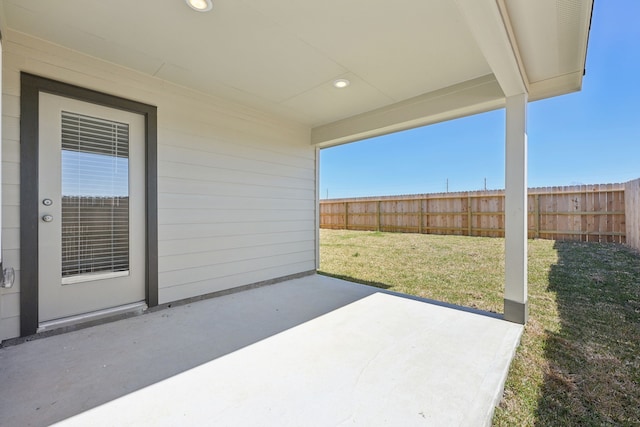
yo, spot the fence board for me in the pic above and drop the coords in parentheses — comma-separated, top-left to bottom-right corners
(557, 187, 568, 240)
(580, 191, 587, 242)
(595, 188, 603, 241)
(625, 178, 640, 251)
(586, 189, 595, 242)
(320, 183, 630, 242)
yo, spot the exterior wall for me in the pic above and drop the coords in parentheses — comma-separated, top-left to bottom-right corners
(625, 178, 640, 252)
(0, 36, 6, 338)
(0, 31, 317, 340)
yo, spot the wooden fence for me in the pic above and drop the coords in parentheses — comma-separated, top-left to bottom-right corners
(62, 196, 129, 276)
(320, 184, 627, 243)
(625, 178, 640, 251)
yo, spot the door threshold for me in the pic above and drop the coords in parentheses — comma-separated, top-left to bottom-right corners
(38, 302, 147, 333)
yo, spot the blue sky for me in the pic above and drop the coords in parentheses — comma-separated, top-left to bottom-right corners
(320, 0, 640, 199)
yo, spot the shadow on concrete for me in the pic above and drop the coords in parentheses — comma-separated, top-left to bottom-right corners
(0, 276, 382, 426)
(1, 274, 510, 426)
(535, 241, 640, 425)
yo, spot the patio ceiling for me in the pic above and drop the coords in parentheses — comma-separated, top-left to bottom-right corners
(0, 0, 592, 143)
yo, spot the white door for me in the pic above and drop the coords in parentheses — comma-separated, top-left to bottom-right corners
(38, 93, 145, 323)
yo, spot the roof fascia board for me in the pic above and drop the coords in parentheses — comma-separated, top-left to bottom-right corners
(529, 71, 583, 102)
(311, 75, 504, 148)
(455, 0, 528, 97)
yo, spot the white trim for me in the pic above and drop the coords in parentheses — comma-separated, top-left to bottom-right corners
(455, 0, 528, 97)
(311, 75, 504, 147)
(529, 71, 583, 102)
(61, 270, 130, 285)
(495, 0, 529, 90)
(37, 301, 146, 332)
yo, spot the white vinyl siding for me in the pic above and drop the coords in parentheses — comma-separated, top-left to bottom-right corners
(0, 30, 316, 341)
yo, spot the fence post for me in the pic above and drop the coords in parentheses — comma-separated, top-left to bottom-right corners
(377, 201, 381, 232)
(467, 195, 472, 236)
(419, 199, 423, 234)
(534, 194, 540, 238)
(344, 202, 348, 230)
(424, 197, 428, 234)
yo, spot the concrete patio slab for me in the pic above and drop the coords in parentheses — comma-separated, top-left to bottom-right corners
(0, 275, 522, 426)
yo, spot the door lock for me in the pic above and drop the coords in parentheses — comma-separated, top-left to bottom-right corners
(42, 214, 54, 223)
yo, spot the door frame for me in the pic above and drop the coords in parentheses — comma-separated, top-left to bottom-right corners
(20, 73, 158, 336)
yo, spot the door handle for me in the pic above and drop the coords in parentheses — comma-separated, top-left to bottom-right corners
(42, 215, 54, 223)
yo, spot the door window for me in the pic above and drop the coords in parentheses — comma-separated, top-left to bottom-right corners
(60, 111, 130, 282)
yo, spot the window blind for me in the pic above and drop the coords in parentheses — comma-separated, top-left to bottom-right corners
(60, 111, 130, 278)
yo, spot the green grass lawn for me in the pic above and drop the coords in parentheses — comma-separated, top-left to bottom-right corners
(319, 229, 640, 426)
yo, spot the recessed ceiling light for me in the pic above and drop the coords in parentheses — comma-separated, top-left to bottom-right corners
(333, 79, 351, 89)
(186, 0, 213, 12)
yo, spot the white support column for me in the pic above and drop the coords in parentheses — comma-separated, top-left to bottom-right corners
(314, 146, 320, 270)
(504, 93, 528, 324)
(0, 35, 4, 278)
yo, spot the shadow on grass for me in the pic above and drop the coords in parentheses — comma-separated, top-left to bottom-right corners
(535, 241, 640, 425)
(317, 271, 392, 290)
